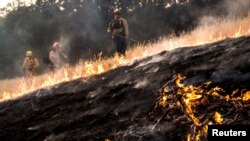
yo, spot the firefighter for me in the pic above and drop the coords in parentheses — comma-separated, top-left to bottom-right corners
(49, 41, 68, 70)
(107, 9, 129, 56)
(22, 50, 40, 77)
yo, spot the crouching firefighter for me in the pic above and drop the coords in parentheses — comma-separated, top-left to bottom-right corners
(22, 50, 40, 77)
(107, 9, 129, 56)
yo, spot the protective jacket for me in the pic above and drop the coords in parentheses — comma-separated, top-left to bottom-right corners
(108, 17, 129, 39)
(23, 56, 40, 77)
(49, 49, 67, 70)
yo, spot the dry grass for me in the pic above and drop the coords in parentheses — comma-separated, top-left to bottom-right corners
(0, 15, 250, 102)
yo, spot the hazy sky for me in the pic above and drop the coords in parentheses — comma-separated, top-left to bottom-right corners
(0, 0, 35, 8)
(0, 0, 36, 16)
(0, 0, 12, 8)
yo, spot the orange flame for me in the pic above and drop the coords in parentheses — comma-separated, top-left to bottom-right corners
(158, 86, 169, 108)
(242, 91, 250, 101)
(158, 74, 248, 141)
(1, 15, 250, 102)
(175, 74, 203, 125)
(213, 112, 223, 124)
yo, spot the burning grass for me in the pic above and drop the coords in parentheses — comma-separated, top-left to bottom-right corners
(0, 15, 250, 102)
(156, 74, 250, 141)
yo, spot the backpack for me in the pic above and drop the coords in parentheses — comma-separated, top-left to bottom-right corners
(43, 50, 53, 65)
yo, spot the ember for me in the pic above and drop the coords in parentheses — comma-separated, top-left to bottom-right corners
(157, 74, 250, 140)
(1, 33, 250, 141)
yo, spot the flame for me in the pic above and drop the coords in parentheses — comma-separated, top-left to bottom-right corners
(242, 91, 250, 101)
(1, 15, 250, 101)
(157, 74, 249, 141)
(176, 74, 185, 87)
(209, 86, 225, 96)
(213, 112, 223, 124)
(186, 122, 211, 141)
(158, 86, 169, 108)
(189, 112, 222, 141)
(187, 134, 191, 141)
(175, 74, 203, 125)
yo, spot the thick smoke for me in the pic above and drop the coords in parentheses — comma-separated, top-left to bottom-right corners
(65, 1, 113, 63)
(224, 0, 250, 17)
(0, 0, 249, 79)
(197, 0, 250, 37)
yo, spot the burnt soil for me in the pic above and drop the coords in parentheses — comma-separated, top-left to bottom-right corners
(1, 36, 250, 141)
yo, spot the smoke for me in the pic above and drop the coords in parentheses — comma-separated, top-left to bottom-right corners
(60, 1, 114, 63)
(14, 59, 24, 77)
(223, 0, 250, 17)
(198, 16, 218, 26)
(0, 0, 250, 79)
(77, 1, 106, 42)
(196, 0, 250, 40)
(58, 35, 71, 58)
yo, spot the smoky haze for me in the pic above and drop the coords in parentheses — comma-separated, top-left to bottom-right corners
(0, 0, 249, 79)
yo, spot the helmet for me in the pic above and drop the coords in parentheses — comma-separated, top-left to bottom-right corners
(26, 51, 32, 57)
(113, 9, 121, 15)
(52, 42, 62, 49)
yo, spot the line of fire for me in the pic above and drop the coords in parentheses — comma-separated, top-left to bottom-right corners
(0, 0, 250, 141)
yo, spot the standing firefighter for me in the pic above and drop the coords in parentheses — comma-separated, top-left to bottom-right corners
(48, 41, 68, 70)
(22, 50, 40, 77)
(107, 9, 129, 56)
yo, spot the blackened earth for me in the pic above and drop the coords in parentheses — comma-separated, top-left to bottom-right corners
(1, 36, 250, 141)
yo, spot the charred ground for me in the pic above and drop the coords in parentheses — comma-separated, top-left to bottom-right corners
(0, 36, 250, 141)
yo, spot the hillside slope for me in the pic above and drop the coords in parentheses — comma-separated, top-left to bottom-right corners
(1, 36, 250, 141)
